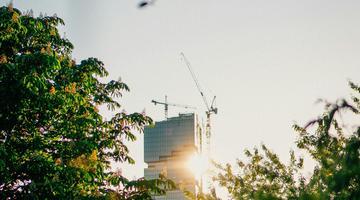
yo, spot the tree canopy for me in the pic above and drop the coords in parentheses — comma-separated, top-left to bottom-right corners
(212, 82, 359, 200)
(0, 5, 174, 199)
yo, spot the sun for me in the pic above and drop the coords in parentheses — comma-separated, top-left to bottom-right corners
(186, 153, 210, 179)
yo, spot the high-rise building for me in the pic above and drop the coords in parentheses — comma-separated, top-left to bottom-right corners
(144, 113, 201, 200)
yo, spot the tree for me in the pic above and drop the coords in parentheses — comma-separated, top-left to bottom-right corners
(213, 82, 359, 200)
(292, 82, 360, 199)
(185, 187, 221, 200)
(214, 146, 304, 199)
(0, 5, 174, 199)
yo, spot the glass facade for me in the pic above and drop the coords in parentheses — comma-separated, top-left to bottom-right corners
(144, 113, 199, 200)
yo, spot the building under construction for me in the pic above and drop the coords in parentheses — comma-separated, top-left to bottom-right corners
(144, 113, 202, 199)
(144, 53, 217, 199)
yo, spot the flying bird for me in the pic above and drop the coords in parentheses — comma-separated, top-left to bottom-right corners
(138, 0, 155, 8)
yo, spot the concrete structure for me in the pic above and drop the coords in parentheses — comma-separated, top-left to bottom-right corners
(144, 113, 201, 200)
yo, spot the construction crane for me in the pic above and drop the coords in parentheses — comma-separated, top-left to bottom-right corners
(151, 95, 196, 119)
(180, 52, 218, 153)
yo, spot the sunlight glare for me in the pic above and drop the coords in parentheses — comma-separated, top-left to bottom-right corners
(186, 153, 209, 179)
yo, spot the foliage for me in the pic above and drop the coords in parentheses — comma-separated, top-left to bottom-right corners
(212, 82, 359, 200)
(184, 187, 221, 200)
(0, 5, 175, 199)
(292, 82, 360, 199)
(214, 146, 303, 200)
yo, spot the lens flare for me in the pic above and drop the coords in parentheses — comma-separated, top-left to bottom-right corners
(186, 153, 209, 179)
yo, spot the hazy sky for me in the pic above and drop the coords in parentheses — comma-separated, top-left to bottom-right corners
(3, 0, 359, 189)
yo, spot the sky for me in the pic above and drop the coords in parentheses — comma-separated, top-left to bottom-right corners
(3, 0, 360, 195)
